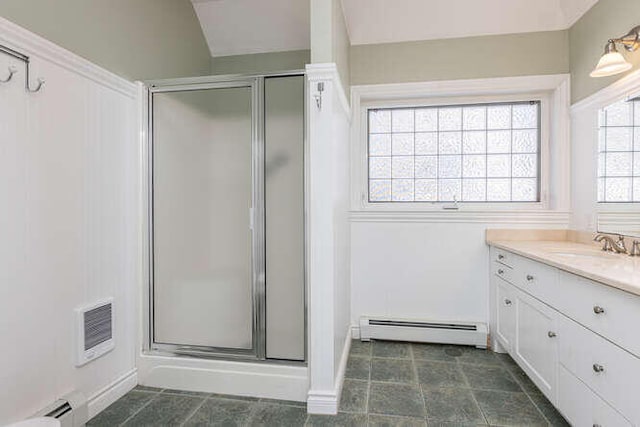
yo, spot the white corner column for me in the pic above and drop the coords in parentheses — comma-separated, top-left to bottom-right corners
(306, 63, 352, 414)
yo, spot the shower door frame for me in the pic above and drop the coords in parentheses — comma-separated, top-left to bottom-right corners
(142, 70, 308, 363)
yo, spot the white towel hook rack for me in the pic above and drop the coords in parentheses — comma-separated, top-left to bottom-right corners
(0, 43, 45, 92)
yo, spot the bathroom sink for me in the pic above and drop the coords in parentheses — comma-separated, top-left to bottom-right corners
(550, 251, 618, 260)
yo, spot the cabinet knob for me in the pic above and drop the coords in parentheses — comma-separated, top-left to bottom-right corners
(526, 274, 534, 282)
(498, 269, 504, 275)
(498, 254, 505, 260)
(592, 363, 604, 373)
(504, 299, 512, 306)
(547, 331, 557, 338)
(593, 424, 602, 427)
(593, 306, 605, 314)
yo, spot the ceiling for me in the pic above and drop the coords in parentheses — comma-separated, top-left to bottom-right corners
(191, 0, 310, 57)
(341, 0, 599, 45)
(191, 0, 597, 57)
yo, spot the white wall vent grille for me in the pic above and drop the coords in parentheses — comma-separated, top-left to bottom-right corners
(76, 298, 114, 366)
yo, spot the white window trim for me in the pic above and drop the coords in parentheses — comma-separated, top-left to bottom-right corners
(350, 74, 571, 215)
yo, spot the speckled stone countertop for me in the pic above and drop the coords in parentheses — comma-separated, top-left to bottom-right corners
(487, 231, 640, 297)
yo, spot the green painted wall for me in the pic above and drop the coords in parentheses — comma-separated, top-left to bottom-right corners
(569, 0, 640, 103)
(0, 0, 210, 80)
(210, 50, 310, 75)
(350, 31, 570, 86)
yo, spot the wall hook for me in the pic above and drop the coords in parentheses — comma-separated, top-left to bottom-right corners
(1, 44, 45, 93)
(314, 82, 325, 110)
(26, 77, 45, 93)
(0, 65, 17, 83)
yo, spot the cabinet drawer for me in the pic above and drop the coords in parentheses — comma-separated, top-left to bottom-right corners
(510, 254, 559, 305)
(558, 365, 631, 427)
(558, 314, 640, 425)
(492, 261, 515, 284)
(555, 271, 640, 358)
(492, 247, 514, 268)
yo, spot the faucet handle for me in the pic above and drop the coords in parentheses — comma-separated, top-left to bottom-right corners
(617, 235, 628, 253)
(630, 240, 640, 257)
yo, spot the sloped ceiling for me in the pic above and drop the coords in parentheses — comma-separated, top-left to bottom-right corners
(191, 0, 598, 56)
(191, 0, 310, 57)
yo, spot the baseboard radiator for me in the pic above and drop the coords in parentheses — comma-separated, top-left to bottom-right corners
(359, 317, 488, 348)
(34, 391, 87, 427)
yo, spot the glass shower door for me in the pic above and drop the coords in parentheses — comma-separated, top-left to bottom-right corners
(150, 81, 261, 355)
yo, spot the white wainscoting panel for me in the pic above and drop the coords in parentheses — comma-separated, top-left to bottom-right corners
(0, 17, 138, 425)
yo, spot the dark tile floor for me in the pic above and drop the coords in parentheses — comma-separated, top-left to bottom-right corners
(88, 340, 569, 426)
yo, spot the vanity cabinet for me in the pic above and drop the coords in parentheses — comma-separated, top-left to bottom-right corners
(490, 246, 640, 426)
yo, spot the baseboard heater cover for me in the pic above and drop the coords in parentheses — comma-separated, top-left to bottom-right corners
(34, 391, 88, 427)
(359, 316, 488, 348)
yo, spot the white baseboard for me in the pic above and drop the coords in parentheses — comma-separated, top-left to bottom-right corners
(87, 369, 137, 420)
(307, 329, 352, 415)
(350, 324, 360, 339)
(334, 332, 351, 406)
(307, 391, 340, 415)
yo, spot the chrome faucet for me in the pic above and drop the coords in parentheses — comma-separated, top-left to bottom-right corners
(594, 233, 627, 254)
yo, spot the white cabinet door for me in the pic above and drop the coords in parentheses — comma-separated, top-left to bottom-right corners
(513, 289, 558, 403)
(495, 278, 516, 352)
(558, 366, 632, 427)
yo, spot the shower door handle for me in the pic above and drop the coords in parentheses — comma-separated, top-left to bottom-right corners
(249, 207, 255, 230)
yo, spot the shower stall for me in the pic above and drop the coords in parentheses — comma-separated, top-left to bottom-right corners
(144, 71, 307, 363)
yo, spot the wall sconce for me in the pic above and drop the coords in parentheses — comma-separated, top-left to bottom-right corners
(591, 26, 640, 78)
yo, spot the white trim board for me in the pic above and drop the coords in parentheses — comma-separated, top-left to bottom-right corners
(0, 16, 136, 98)
(307, 330, 351, 415)
(349, 210, 571, 224)
(87, 369, 138, 420)
(306, 63, 351, 118)
(571, 68, 640, 113)
(351, 74, 570, 102)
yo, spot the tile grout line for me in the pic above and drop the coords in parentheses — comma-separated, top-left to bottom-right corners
(178, 396, 208, 427)
(459, 353, 491, 426)
(490, 353, 558, 426)
(365, 340, 372, 415)
(116, 392, 161, 427)
(245, 400, 263, 426)
(408, 344, 425, 417)
(521, 392, 555, 427)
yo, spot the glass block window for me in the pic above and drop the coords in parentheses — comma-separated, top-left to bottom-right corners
(598, 99, 640, 203)
(367, 101, 541, 202)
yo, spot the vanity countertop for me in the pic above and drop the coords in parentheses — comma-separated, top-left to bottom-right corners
(487, 239, 640, 297)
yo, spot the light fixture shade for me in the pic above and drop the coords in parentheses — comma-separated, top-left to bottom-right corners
(591, 49, 633, 77)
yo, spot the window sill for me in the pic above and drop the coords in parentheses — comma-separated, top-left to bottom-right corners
(349, 209, 570, 224)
